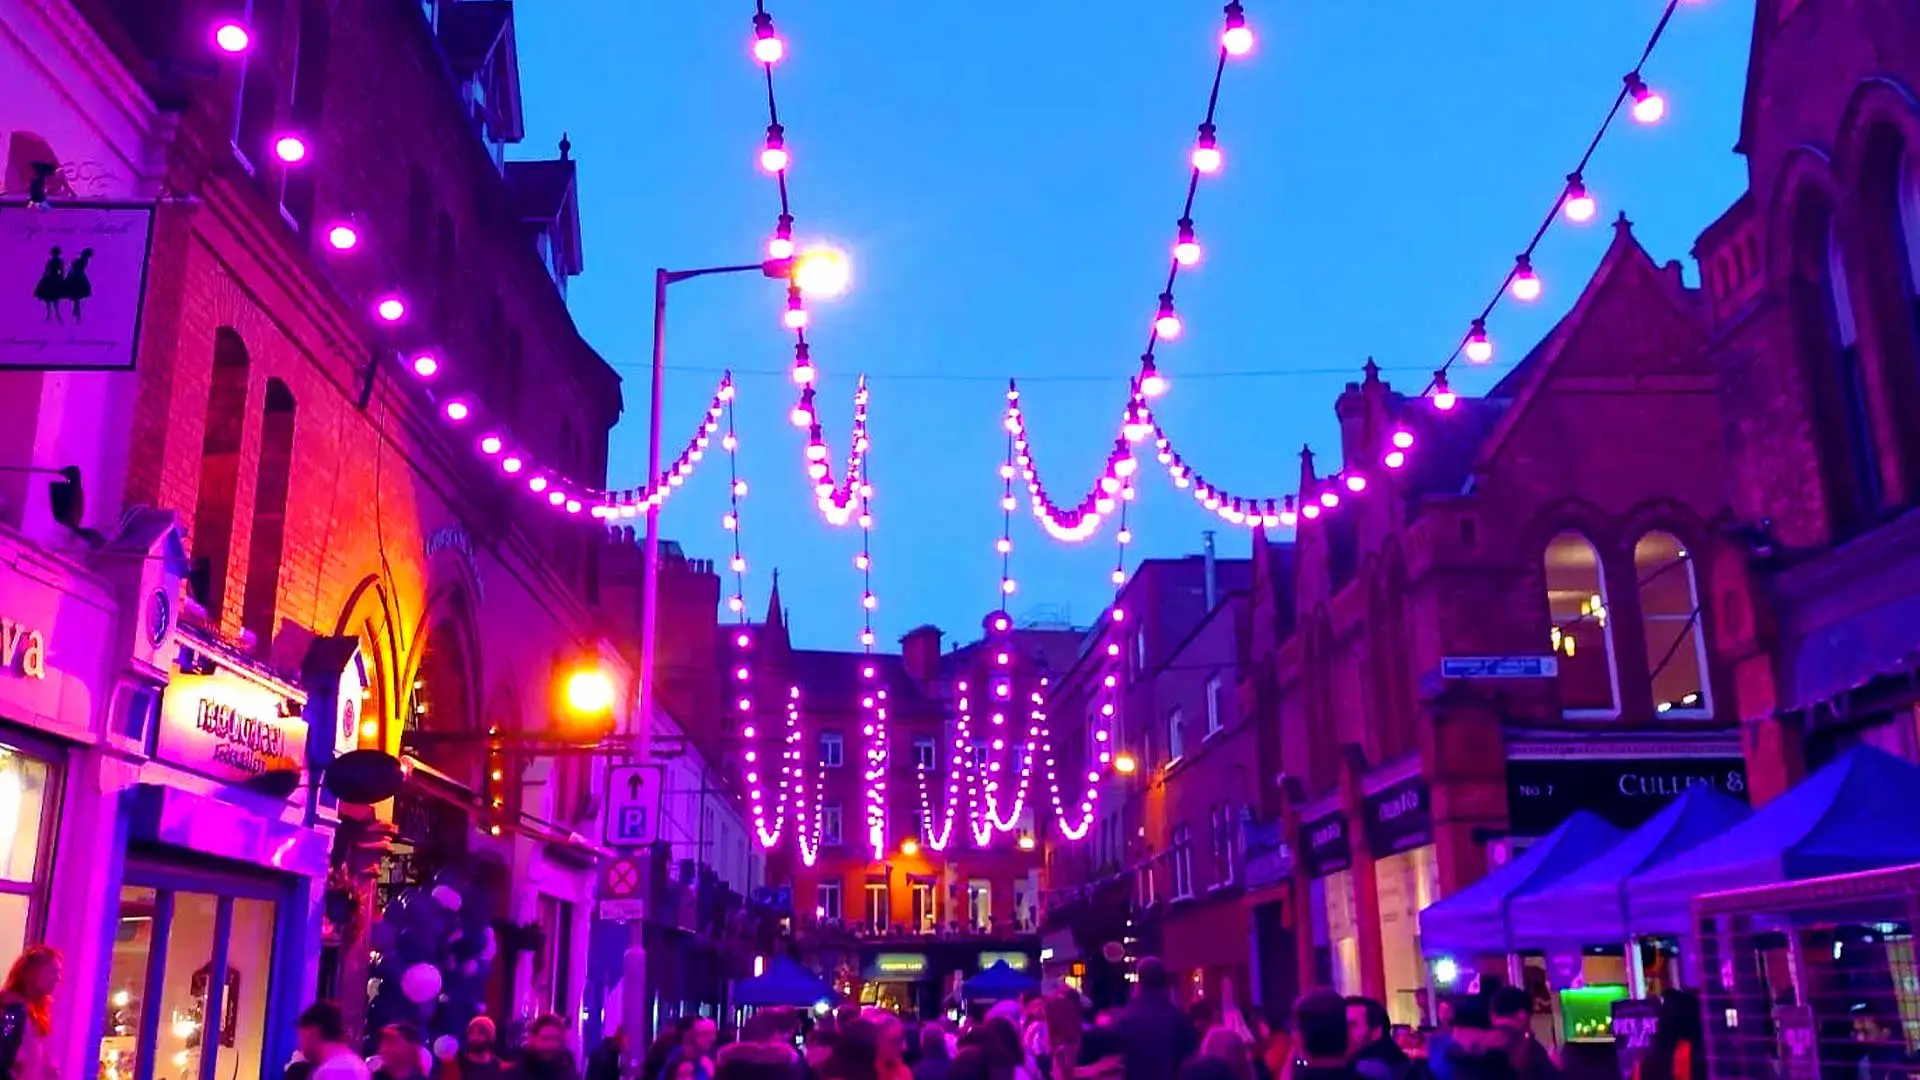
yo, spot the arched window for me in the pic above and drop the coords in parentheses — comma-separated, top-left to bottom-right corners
(1827, 223, 1884, 511)
(1792, 192, 1884, 532)
(240, 379, 296, 650)
(407, 618, 478, 785)
(1635, 532, 1710, 716)
(191, 330, 252, 619)
(1901, 151, 1920, 311)
(1544, 532, 1617, 714)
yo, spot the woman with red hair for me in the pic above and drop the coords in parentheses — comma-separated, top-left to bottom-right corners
(0, 945, 61, 1080)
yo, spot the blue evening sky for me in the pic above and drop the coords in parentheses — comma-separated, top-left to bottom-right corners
(513, 2, 1755, 651)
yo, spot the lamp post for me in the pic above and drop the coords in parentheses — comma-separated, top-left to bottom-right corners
(636, 247, 849, 758)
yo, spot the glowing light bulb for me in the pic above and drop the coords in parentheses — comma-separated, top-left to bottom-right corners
(502, 456, 523, 474)
(1626, 73, 1665, 124)
(1432, 375, 1458, 412)
(784, 289, 809, 330)
(1173, 218, 1201, 267)
(1385, 450, 1406, 470)
(1139, 359, 1169, 398)
(1191, 123, 1222, 174)
(1221, 1, 1254, 56)
(1345, 474, 1367, 493)
(325, 224, 359, 251)
(1509, 255, 1541, 302)
(375, 296, 406, 322)
(272, 134, 308, 164)
(751, 12, 785, 64)
(760, 124, 789, 173)
(1465, 318, 1493, 364)
(1563, 174, 1597, 223)
(480, 435, 502, 455)
(410, 353, 439, 378)
(791, 344, 815, 385)
(213, 20, 251, 53)
(792, 246, 851, 299)
(1153, 293, 1182, 339)
(1391, 429, 1415, 450)
(443, 400, 469, 422)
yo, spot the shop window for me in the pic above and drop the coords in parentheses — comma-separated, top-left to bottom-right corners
(967, 880, 992, 931)
(913, 736, 935, 771)
(1635, 532, 1710, 716)
(815, 880, 842, 922)
(1166, 709, 1184, 764)
(101, 880, 280, 1080)
(1206, 675, 1225, 736)
(821, 803, 842, 847)
(1543, 532, 1618, 715)
(864, 882, 889, 933)
(1826, 222, 1886, 512)
(240, 379, 296, 650)
(0, 748, 54, 958)
(819, 732, 843, 769)
(1172, 824, 1195, 899)
(190, 330, 251, 619)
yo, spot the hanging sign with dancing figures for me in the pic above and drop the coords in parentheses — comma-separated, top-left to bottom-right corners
(0, 201, 156, 371)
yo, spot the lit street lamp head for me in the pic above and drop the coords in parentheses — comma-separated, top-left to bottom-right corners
(565, 668, 616, 717)
(792, 246, 850, 299)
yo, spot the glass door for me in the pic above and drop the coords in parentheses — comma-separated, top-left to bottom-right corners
(99, 868, 282, 1080)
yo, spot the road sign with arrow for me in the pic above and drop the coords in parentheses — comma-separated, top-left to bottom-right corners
(605, 764, 654, 848)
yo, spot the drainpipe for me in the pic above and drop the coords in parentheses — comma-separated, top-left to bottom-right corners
(1203, 531, 1217, 610)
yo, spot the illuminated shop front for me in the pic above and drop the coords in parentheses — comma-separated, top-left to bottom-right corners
(1300, 809, 1359, 996)
(1363, 779, 1438, 1027)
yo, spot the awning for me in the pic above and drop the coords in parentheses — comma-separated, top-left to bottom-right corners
(1505, 785, 1749, 948)
(1626, 746, 1920, 934)
(1418, 811, 1624, 956)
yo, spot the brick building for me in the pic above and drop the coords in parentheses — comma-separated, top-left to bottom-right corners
(0, 0, 637, 1067)
(1241, 218, 1749, 1023)
(1692, 0, 1920, 792)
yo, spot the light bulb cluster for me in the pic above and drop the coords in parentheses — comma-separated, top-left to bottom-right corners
(1048, 635, 1120, 841)
(791, 687, 826, 868)
(860, 661, 890, 860)
(996, 395, 1019, 599)
(978, 646, 1043, 835)
(1004, 384, 1140, 543)
(598, 378, 738, 519)
(788, 357, 873, 526)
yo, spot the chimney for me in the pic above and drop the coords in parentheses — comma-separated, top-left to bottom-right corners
(1203, 530, 1218, 610)
(901, 625, 943, 682)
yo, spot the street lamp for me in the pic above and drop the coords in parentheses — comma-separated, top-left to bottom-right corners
(636, 246, 851, 758)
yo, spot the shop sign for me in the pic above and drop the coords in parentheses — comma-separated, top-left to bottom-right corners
(157, 667, 308, 784)
(0, 202, 157, 371)
(1611, 998, 1660, 1080)
(979, 951, 1029, 972)
(1299, 811, 1350, 878)
(1363, 778, 1432, 857)
(867, 953, 929, 978)
(0, 618, 47, 680)
(1240, 817, 1294, 890)
(1505, 756, 1748, 836)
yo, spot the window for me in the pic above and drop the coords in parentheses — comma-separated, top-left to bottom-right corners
(1544, 532, 1618, 714)
(239, 380, 295, 650)
(1133, 629, 1146, 673)
(967, 880, 992, 931)
(1137, 862, 1157, 908)
(819, 732, 844, 768)
(1826, 222, 1885, 512)
(1636, 533, 1710, 716)
(1206, 675, 1226, 735)
(1172, 824, 1195, 899)
(1166, 709, 1185, 763)
(914, 736, 936, 771)
(815, 880, 842, 921)
(910, 880, 937, 932)
(864, 882, 889, 932)
(1211, 805, 1237, 887)
(0, 745, 57, 958)
(191, 330, 251, 620)
(910, 810, 928, 842)
(971, 738, 988, 769)
(822, 803, 843, 846)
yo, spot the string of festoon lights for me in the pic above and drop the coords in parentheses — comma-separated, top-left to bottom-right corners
(1007, 0, 1693, 551)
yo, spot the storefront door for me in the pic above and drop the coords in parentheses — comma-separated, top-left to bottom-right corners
(98, 862, 286, 1080)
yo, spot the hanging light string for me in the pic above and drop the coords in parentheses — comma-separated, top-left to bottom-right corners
(961, 678, 996, 848)
(919, 678, 965, 852)
(998, 386, 1020, 602)
(198, 18, 736, 525)
(851, 379, 878, 646)
(599, 377, 736, 520)
(792, 686, 826, 868)
(722, 379, 785, 849)
(1006, 383, 1140, 543)
(1132, 1, 1688, 541)
(979, 630, 1037, 835)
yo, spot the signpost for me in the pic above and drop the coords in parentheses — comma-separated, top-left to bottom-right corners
(605, 764, 655, 848)
(1438, 655, 1559, 680)
(597, 855, 646, 923)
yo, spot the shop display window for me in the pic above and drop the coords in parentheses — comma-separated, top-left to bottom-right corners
(98, 870, 283, 1080)
(0, 744, 57, 962)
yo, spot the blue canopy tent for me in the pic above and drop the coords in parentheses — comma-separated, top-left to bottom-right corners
(732, 956, 838, 1008)
(963, 961, 1038, 1000)
(1627, 746, 1920, 934)
(1505, 785, 1750, 948)
(1419, 811, 1626, 956)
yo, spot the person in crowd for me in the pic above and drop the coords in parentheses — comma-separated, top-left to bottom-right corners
(1111, 957, 1200, 1080)
(0, 946, 59, 1080)
(822, 1017, 884, 1080)
(1345, 998, 1409, 1080)
(371, 1023, 429, 1080)
(585, 1028, 626, 1080)
(945, 1047, 992, 1080)
(804, 1022, 841, 1079)
(1292, 991, 1358, 1080)
(1437, 996, 1517, 1080)
(867, 1011, 913, 1080)
(1636, 991, 1703, 1080)
(1848, 1003, 1914, 1080)
(717, 1039, 808, 1080)
(443, 1017, 506, 1080)
(643, 1022, 688, 1080)
(664, 1018, 720, 1080)
(1043, 990, 1084, 1080)
(1074, 1019, 1125, 1080)
(291, 1001, 371, 1080)
(1199, 1027, 1257, 1080)
(1181, 1060, 1242, 1080)
(509, 1014, 581, 1080)
(914, 1024, 954, 1080)
(1488, 989, 1555, 1080)
(976, 1016, 1040, 1079)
